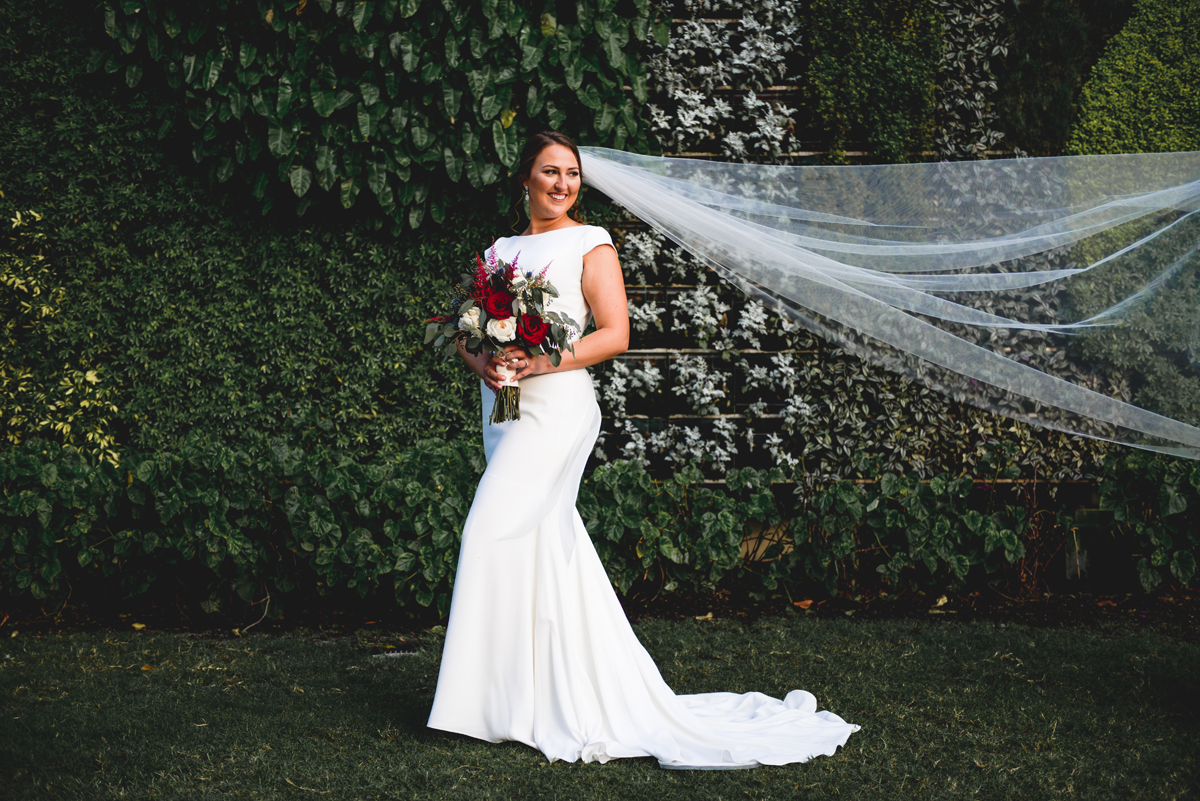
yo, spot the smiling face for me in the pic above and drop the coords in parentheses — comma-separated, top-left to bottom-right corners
(524, 143, 581, 223)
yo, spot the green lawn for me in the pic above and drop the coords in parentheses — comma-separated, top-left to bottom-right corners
(1, 616, 1196, 800)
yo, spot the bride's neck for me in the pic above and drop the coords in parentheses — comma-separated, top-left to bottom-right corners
(525, 213, 579, 236)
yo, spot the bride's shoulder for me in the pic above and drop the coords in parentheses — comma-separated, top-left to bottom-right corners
(578, 224, 614, 252)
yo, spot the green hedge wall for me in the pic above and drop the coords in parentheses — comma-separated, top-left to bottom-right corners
(1061, 0, 1200, 429)
(993, 0, 1133, 156)
(2, 0, 555, 457)
(4, 436, 1195, 615)
(96, 0, 659, 233)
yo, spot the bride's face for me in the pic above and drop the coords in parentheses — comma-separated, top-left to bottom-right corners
(524, 144, 581, 220)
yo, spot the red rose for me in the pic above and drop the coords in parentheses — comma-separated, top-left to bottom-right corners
(484, 291, 514, 319)
(518, 314, 549, 345)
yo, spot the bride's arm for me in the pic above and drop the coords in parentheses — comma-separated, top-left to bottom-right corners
(503, 243, 628, 379)
(459, 339, 504, 393)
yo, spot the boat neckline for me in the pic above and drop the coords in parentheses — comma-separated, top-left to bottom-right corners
(511, 224, 590, 238)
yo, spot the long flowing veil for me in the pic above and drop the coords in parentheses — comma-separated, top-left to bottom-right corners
(579, 148, 1200, 459)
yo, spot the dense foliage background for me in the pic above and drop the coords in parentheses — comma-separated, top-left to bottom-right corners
(3, 0, 1198, 618)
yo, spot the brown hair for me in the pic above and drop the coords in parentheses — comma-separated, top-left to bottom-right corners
(511, 130, 585, 230)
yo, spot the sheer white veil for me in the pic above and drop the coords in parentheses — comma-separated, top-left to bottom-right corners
(579, 147, 1200, 459)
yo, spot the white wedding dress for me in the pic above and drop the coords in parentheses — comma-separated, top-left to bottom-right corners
(427, 225, 859, 767)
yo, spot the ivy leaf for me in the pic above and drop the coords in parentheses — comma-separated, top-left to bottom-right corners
(290, 164, 313, 197)
(493, 120, 517, 167)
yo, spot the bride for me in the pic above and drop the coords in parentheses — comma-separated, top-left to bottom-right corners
(426, 131, 859, 769)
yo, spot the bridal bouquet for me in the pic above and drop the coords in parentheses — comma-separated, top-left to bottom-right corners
(425, 247, 580, 424)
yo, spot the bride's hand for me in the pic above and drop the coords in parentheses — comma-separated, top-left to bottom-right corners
(499, 346, 550, 380)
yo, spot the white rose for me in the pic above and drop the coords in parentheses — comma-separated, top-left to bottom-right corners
(458, 306, 482, 336)
(486, 316, 517, 342)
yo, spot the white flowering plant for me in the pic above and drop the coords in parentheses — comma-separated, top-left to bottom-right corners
(425, 247, 580, 423)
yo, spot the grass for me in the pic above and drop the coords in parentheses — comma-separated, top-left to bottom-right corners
(1, 615, 1197, 800)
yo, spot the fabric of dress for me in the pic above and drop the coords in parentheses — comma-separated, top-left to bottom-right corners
(426, 224, 859, 767)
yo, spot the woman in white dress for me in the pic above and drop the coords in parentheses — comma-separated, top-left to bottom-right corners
(426, 131, 859, 769)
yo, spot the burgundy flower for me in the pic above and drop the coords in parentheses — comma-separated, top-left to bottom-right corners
(518, 314, 549, 345)
(484, 291, 514, 319)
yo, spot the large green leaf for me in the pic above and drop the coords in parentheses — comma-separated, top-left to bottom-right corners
(399, 0, 421, 18)
(492, 120, 517, 167)
(357, 102, 373, 138)
(289, 164, 313, 197)
(267, 125, 292, 156)
(366, 159, 388, 194)
(411, 125, 434, 150)
(311, 87, 336, 117)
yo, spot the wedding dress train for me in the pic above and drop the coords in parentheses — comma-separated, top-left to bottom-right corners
(426, 225, 859, 767)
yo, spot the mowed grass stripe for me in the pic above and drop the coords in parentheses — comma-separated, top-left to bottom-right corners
(1, 617, 1196, 800)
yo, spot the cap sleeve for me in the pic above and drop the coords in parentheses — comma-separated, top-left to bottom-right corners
(581, 226, 614, 256)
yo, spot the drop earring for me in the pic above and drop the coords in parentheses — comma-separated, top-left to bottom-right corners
(523, 186, 529, 201)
